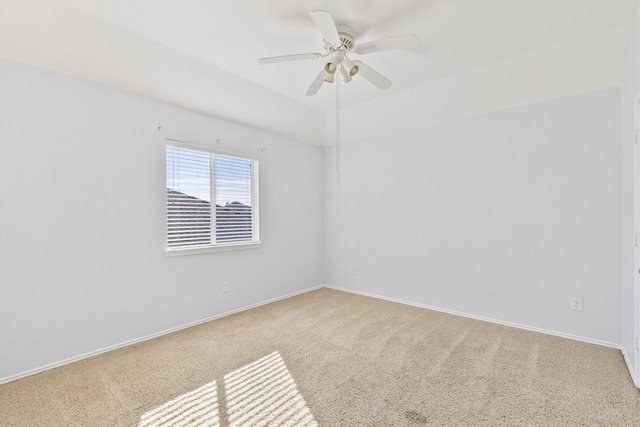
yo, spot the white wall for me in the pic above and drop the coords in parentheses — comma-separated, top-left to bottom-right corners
(620, 6, 640, 384)
(0, 46, 632, 384)
(324, 88, 621, 345)
(0, 59, 324, 382)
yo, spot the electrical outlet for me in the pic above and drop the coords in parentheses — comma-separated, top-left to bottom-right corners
(222, 281, 229, 293)
(350, 266, 356, 275)
(571, 297, 583, 311)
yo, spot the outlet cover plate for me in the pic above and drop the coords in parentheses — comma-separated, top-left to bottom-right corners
(571, 297, 583, 311)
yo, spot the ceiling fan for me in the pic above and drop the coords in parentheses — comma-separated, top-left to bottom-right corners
(258, 10, 419, 96)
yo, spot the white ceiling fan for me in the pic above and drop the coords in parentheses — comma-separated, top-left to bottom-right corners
(259, 10, 419, 96)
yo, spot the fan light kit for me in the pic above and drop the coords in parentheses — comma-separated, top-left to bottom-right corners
(258, 10, 419, 96)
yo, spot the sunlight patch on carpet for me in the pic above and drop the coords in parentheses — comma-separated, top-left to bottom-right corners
(138, 380, 219, 427)
(224, 351, 318, 427)
(137, 351, 316, 426)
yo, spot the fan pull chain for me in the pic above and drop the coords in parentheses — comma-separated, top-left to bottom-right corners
(336, 65, 340, 186)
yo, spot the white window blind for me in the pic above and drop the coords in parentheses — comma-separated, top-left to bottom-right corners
(166, 145, 259, 252)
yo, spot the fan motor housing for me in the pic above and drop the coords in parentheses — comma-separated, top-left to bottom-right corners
(335, 24, 356, 50)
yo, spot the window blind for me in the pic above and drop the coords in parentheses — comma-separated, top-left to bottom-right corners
(214, 155, 254, 243)
(166, 146, 258, 250)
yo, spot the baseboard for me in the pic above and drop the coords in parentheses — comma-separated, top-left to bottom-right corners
(621, 348, 639, 388)
(0, 285, 323, 385)
(324, 285, 622, 350)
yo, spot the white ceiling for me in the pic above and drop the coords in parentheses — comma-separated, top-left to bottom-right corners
(0, 0, 638, 145)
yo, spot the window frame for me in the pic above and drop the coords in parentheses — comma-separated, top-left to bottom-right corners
(164, 139, 261, 257)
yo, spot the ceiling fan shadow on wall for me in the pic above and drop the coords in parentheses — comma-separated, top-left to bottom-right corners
(258, 10, 419, 96)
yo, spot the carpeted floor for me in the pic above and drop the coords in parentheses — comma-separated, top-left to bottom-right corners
(1, 288, 639, 426)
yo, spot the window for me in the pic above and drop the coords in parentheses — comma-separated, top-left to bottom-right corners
(166, 144, 260, 255)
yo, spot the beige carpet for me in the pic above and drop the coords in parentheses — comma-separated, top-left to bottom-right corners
(1, 288, 639, 426)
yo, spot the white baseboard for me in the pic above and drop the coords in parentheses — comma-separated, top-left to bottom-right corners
(0, 285, 323, 385)
(621, 349, 639, 388)
(324, 285, 622, 350)
(5, 284, 633, 387)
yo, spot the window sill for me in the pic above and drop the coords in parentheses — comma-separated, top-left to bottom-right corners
(165, 241, 262, 257)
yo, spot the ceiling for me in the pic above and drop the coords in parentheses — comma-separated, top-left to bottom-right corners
(0, 0, 638, 146)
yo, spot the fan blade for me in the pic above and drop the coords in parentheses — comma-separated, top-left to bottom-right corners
(258, 53, 322, 65)
(305, 70, 326, 96)
(353, 61, 392, 90)
(353, 34, 420, 55)
(309, 10, 341, 46)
